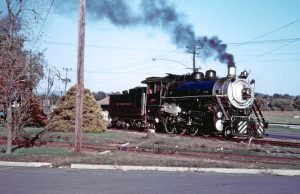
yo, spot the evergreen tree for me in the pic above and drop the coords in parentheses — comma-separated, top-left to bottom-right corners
(46, 86, 107, 132)
(29, 96, 47, 127)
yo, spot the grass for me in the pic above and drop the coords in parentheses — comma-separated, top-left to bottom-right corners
(267, 125, 300, 133)
(0, 127, 300, 169)
(0, 146, 72, 158)
(263, 111, 300, 124)
(23, 127, 45, 134)
(0, 126, 45, 136)
(0, 126, 7, 136)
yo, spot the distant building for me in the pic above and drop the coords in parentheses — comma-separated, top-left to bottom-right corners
(97, 96, 111, 124)
(97, 96, 110, 111)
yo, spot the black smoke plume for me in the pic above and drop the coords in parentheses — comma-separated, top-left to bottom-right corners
(56, 0, 235, 67)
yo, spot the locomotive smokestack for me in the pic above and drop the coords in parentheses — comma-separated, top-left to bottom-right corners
(222, 53, 236, 77)
(227, 66, 236, 77)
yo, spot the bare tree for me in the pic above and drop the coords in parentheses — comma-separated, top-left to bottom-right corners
(39, 65, 61, 116)
(0, 0, 46, 153)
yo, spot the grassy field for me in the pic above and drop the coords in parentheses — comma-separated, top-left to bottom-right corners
(262, 111, 300, 124)
(1, 126, 300, 168)
(266, 125, 300, 133)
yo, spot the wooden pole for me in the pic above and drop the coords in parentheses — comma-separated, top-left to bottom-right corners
(6, 104, 12, 154)
(74, 0, 86, 153)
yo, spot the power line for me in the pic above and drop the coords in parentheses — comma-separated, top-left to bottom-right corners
(44, 37, 300, 57)
(228, 37, 300, 46)
(152, 58, 190, 68)
(247, 18, 300, 41)
(237, 52, 300, 56)
(31, 0, 54, 50)
(43, 41, 179, 52)
(230, 18, 300, 50)
(237, 39, 299, 62)
(70, 69, 154, 75)
(241, 59, 300, 62)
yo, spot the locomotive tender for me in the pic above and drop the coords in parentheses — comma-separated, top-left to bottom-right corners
(109, 65, 267, 138)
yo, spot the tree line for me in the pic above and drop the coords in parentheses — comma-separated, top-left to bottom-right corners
(255, 93, 300, 111)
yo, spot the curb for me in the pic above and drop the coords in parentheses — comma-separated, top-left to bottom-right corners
(0, 161, 52, 168)
(71, 164, 300, 176)
(1, 161, 299, 176)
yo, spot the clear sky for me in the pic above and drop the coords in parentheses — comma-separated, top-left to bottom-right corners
(33, 0, 300, 95)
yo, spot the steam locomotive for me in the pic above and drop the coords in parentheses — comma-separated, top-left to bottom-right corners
(108, 65, 267, 138)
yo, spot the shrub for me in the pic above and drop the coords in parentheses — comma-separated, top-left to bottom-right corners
(46, 86, 107, 132)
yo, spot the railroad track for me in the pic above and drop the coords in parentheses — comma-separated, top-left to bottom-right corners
(1, 135, 300, 168)
(75, 142, 300, 167)
(108, 128, 300, 148)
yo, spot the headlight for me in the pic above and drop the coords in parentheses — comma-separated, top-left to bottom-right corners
(216, 112, 223, 118)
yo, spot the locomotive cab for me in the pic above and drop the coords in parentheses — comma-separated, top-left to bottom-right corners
(142, 77, 164, 106)
(147, 82, 162, 106)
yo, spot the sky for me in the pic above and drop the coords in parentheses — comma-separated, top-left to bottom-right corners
(28, 0, 300, 95)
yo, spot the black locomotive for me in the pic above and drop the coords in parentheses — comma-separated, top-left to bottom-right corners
(109, 65, 267, 138)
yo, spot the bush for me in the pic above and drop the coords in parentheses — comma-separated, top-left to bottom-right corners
(294, 97, 300, 111)
(46, 86, 107, 133)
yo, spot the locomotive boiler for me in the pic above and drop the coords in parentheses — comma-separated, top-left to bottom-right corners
(109, 65, 267, 138)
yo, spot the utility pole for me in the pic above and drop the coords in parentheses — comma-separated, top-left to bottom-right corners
(74, 0, 86, 153)
(186, 45, 201, 72)
(62, 67, 72, 93)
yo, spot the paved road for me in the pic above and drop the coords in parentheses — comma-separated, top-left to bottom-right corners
(0, 167, 300, 194)
(269, 123, 300, 129)
(267, 131, 300, 141)
(265, 123, 300, 141)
